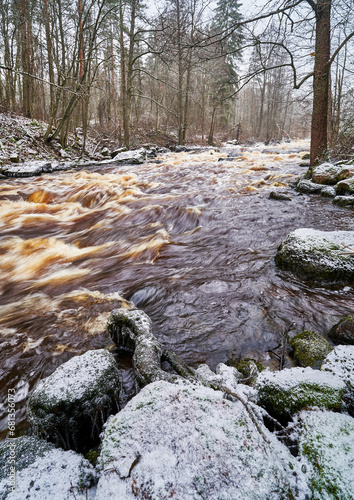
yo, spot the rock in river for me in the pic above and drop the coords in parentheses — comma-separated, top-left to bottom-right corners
(27, 349, 121, 453)
(275, 228, 354, 284)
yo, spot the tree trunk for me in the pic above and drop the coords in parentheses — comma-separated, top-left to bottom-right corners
(310, 0, 331, 166)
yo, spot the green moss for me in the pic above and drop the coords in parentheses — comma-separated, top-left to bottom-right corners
(85, 449, 99, 466)
(227, 358, 265, 380)
(290, 331, 333, 368)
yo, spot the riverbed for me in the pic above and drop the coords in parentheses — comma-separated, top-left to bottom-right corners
(1, 140, 353, 437)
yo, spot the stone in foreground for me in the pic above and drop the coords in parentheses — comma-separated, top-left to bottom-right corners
(322, 345, 354, 415)
(27, 349, 121, 452)
(298, 410, 354, 499)
(96, 380, 310, 499)
(255, 367, 345, 418)
(0, 436, 96, 500)
(275, 228, 354, 284)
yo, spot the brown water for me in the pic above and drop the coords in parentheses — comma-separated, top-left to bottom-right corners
(1, 141, 353, 437)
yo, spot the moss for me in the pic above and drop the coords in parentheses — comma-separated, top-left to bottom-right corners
(290, 330, 333, 368)
(233, 358, 265, 378)
(85, 449, 99, 466)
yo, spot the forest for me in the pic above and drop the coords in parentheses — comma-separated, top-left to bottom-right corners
(0, 0, 353, 162)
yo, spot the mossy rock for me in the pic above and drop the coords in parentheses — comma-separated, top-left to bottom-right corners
(329, 316, 354, 345)
(322, 346, 354, 416)
(311, 163, 342, 185)
(290, 330, 332, 368)
(298, 410, 354, 499)
(335, 177, 354, 195)
(27, 349, 121, 453)
(275, 228, 354, 284)
(226, 358, 265, 385)
(255, 367, 345, 418)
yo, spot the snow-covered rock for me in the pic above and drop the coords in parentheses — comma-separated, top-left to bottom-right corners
(27, 349, 121, 452)
(333, 195, 354, 206)
(335, 177, 354, 195)
(289, 330, 332, 368)
(101, 148, 147, 165)
(0, 436, 97, 500)
(322, 345, 354, 415)
(311, 163, 342, 185)
(296, 179, 323, 194)
(195, 363, 242, 391)
(298, 410, 354, 499)
(275, 228, 354, 284)
(255, 367, 345, 418)
(3, 160, 53, 177)
(320, 185, 336, 197)
(96, 380, 311, 499)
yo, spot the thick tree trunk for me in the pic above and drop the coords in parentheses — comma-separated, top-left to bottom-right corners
(310, 0, 331, 166)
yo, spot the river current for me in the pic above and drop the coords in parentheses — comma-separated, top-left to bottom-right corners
(1, 140, 353, 437)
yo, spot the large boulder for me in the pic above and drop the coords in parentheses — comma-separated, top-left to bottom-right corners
(311, 163, 342, 185)
(27, 349, 121, 452)
(296, 179, 323, 194)
(96, 380, 310, 499)
(322, 345, 354, 415)
(290, 330, 332, 368)
(255, 367, 345, 418)
(329, 315, 354, 345)
(0, 436, 96, 500)
(275, 228, 354, 284)
(102, 148, 147, 165)
(298, 410, 354, 499)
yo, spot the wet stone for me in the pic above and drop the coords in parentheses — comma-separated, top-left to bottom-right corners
(329, 315, 354, 345)
(296, 179, 323, 194)
(26, 349, 121, 453)
(333, 195, 354, 207)
(269, 191, 292, 201)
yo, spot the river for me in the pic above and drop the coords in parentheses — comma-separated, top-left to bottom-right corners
(1, 140, 353, 437)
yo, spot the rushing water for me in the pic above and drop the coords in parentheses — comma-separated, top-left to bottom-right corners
(1, 140, 353, 437)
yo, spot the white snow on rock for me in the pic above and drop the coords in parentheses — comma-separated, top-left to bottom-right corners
(195, 363, 242, 392)
(101, 148, 147, 165)
(96, 380, 311, 500)
(255, 367, 345, 416)
(311, 163, 342, 185)
(0, 446, 97, 500)
(275, 228, 354, 283)
(28, 349, 119, 402)
(298, 410, 354, 499)
(322, 345, 354, 412)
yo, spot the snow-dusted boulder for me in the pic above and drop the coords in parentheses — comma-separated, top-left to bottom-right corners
(195, 363, 242, 391)
(0, 436, 97, 500)
(96, 380, 310, 499)
(255, 367, 345, 418)
(333, 195, 354, 206)
(322, 345, 354, 415)
(311, 163, 342, 185)
(290, 330, 332, 368)
(27, 349, 121, 452)
(102, 148, 146, 165)
(329, 316, 354, 345)
(275, 228, 354, 283)
(3, 160, 53, 177)
(296, 179, 323, 194)
(335, 177, 354, 195)
(320, 185, 336, 197)
(298, 410, 354, 499)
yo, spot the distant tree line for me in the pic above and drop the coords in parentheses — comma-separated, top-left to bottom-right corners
(0, 0, 353, 164)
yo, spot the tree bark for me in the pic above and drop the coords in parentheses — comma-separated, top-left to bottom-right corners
(310, 0, 331, 166)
